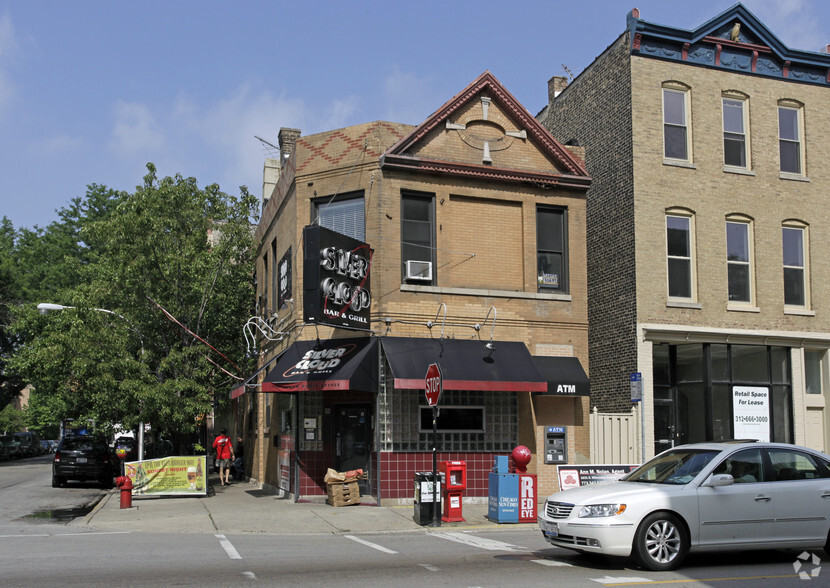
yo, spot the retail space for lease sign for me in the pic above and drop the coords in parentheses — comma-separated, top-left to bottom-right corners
(732, 386, 770, 442)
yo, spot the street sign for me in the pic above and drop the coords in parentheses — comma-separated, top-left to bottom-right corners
(425, 363, 442, 406)
(630, 372, 642, 402)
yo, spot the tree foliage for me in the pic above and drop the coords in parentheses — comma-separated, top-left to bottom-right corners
(7, 164, 258, 442)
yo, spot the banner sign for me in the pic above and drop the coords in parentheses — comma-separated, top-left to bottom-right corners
(732, 386, 770, 442)
(125, 455, 208, 496)
(278, 246, 292, 309)
(303, 225, 373, 331)
(556, 464, 638, 490)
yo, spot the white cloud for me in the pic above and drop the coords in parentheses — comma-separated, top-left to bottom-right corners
(109, 100, 166, 157)
(745, 0, 828, 52)
(381, 66, 440, 124)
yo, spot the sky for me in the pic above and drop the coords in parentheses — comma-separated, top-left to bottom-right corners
(1, 1, 829, 230)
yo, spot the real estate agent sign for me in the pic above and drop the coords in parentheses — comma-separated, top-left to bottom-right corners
(303, 225, 373, 331)
(732, 386, 770, 442)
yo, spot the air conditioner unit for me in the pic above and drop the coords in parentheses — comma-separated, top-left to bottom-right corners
(405, 260, 433, 281)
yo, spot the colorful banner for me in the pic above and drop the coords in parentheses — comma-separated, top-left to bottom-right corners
(125, 455, 208, 496)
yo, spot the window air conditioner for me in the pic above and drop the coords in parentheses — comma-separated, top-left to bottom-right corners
(405, 260, 433, 281)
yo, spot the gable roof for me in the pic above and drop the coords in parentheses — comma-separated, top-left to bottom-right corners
(381, 71, 590, 190)
(628, 3, 830, 86)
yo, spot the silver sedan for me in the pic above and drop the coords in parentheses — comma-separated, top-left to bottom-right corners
(538, 441, 830, 571)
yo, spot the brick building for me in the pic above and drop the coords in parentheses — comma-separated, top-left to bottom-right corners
(539, 4, 830, 458)
(234, 72, 592, 503)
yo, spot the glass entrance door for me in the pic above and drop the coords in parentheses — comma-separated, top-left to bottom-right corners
(335, 404, 371, 494)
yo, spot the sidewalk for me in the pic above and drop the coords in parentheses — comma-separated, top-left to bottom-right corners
(70, 475, 540, 536)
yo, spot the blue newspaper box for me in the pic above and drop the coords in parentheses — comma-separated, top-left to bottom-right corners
(487, 456, 538, 523)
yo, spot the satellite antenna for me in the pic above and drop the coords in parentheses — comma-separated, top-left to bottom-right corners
(255, 135, 280, 158)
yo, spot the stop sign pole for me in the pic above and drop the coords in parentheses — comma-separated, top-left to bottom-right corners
(425, 363, 442, 527)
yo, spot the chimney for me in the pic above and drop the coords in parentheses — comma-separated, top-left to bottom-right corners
(278, 128, 301, 167)
(548, 75, 569, 104)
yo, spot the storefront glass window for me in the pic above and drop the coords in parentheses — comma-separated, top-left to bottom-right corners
(711, 384, 731, 441)
(731, 344, 768, 384)
(675, 344, 703, 383)
(772, 385, 793, 442)
(677, 382, 705, 445)
(770, 347, 789, 384)
(805, 350, 825, 395)
(711, 344, 729, 381)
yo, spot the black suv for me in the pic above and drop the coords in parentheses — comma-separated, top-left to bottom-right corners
(52, 436, 114, 488)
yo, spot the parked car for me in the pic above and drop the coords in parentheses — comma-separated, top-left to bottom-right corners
(538, 441, 830, 571)
(52, 436, 114, 489)
(15, 432, 43, 457)
(0, 435, 21, 459)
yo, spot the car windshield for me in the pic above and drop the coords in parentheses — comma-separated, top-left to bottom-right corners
(622, 449, 720, 485)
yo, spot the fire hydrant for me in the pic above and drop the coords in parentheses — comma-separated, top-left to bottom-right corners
(116, 476, 133, 509)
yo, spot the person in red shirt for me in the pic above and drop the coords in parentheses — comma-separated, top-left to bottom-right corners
(212, 429, 235, 486)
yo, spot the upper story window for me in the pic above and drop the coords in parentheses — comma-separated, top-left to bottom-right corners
(663, 85, 690, 161)
(778, 102, 804, 176)
(726, 217, 754, 305)
(722, 95, 749, 168)
(537, 206, 568, 293)
(401, 191, 435, 284)
(782, 222, 809, 308)
(666, 211, 695, 301)
(314, 191, 365, 241)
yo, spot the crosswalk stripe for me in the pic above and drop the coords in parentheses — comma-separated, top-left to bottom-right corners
(431, 531, 524, 551)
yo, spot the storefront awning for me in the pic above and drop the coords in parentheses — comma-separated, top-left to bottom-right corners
(531, 356, 590, 397)
(262, 337, 378, 392)
(381, 337, 546, 392)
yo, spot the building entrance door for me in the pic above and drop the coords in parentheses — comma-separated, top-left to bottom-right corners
(335, 404, 371, 494)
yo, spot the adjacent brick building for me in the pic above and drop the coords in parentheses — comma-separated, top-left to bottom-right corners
(235, 72, 592, 502)
(539, 4, 830, 458)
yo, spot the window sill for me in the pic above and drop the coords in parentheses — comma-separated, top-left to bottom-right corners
(784, 306, 815, 316)
(727, 303, 760, 313)
(663, 159, 697, 169)
(401, 283, 572, 302)
(667, 299, 701, 309)
(779, 172, 810, 182)
(723, 166, 755, 176)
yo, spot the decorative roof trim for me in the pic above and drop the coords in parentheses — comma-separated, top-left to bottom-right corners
(627, 3, 830, 86)
(381, 154, 591, 191)
(382, 71, 589, 178)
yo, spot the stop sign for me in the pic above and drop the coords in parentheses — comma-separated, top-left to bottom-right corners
(424, 363, 442, 406)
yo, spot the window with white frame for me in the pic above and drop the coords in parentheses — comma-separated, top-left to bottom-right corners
(778, 103, 804, 175)
(537, 205, 568, 292)
(666, 212, 695, 300)
(726, 218, 753, 304)
(783, 223, 808, 307)
(723, 96, 748, 168)
(663, 86, 690, 161)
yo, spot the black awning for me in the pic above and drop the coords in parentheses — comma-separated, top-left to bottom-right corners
(262, 337, 378, 392)
(531, 356, 590, 396)
(381, 337, 546, 392)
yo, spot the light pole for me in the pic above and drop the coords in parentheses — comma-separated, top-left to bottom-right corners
(37, 302, 147, 460)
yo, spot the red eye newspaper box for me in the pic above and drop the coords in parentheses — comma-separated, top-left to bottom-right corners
(439, 460, 467, 522)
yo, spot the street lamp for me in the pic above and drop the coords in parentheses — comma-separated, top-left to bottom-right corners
(37, 302, 148, 460)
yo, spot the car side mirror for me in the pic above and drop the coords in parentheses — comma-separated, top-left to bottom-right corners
(702, 473, 734, 487)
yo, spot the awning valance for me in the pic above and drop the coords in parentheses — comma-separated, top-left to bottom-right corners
(262, 337, 378, 393)
(381, 337, 546, 392)
(531, 356, 590, 397)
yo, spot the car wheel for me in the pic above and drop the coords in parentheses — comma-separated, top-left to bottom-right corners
(633, 512, 688, 571)
(824, 530, 830, 558)
(52, 474, 64, 488)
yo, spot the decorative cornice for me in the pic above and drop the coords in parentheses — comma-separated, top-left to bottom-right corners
(381, 153, 591, 191)
(628, 3, 830, 87)
(382, 71, 589, 178)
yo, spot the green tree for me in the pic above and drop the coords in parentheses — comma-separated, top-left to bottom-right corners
(9, 164, 258, 443)
(0, 402, 25, 434)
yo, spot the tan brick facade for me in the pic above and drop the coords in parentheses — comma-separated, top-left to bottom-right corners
(243, 73, 591, 502)
(542, 6, 830, 461)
